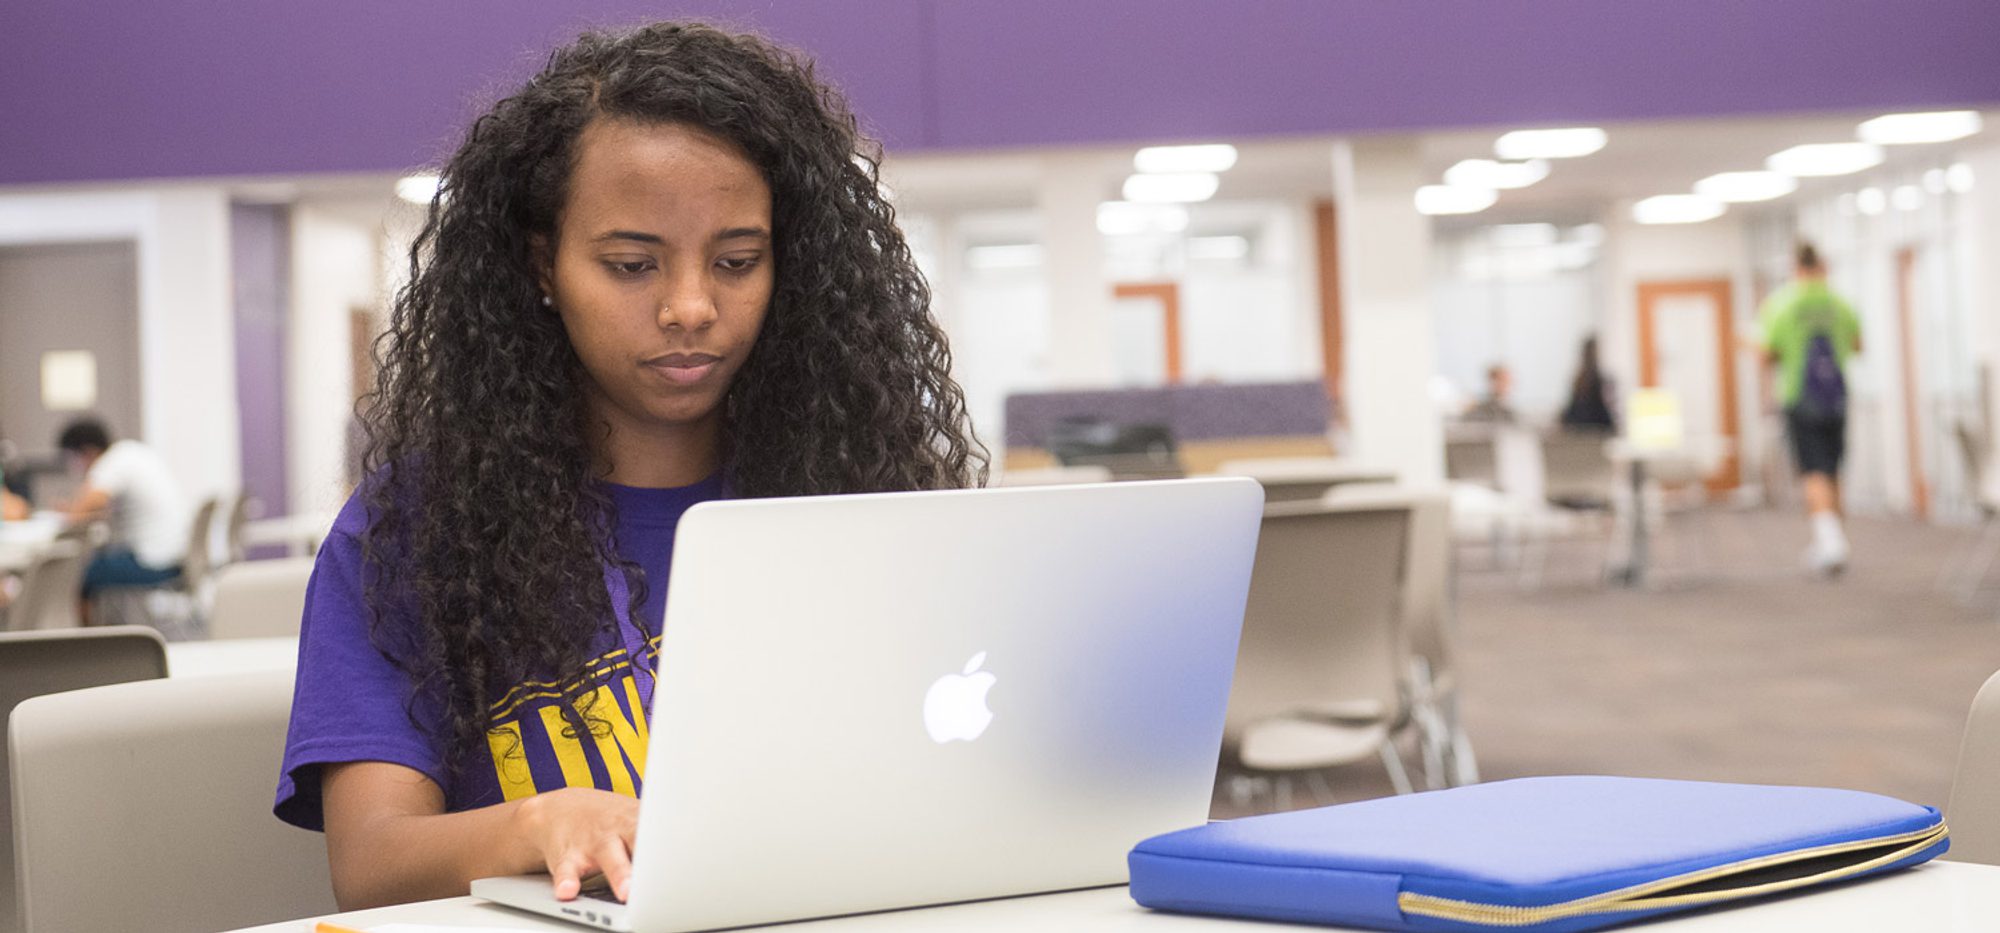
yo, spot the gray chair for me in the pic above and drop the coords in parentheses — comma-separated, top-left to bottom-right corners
(0, 626, 168, 933)
(1540, 431, 1619, 510)
(225, 491, 256, 565)
(93, 496, 219, 641)
(1443, 425, 1499, 489)
(3, 540, 88, 631)
(1221, 497, 1416, 809)
(1334, 485, 1478, 789)
(207, 557, 315, 640)
(1948, 668, 2000, 866)
(10, 669, 336, 932)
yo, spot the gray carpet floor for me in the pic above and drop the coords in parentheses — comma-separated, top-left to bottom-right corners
(1223, 507, 2000, 815)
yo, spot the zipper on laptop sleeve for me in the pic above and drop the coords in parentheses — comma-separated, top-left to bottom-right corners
(1396, 820, 1947, 927)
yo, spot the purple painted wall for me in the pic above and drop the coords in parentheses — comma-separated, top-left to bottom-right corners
(4, 1, 1997, 184)
(229, 204, 290, 524)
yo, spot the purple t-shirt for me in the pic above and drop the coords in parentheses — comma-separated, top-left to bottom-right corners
(274, 474, 725, 831)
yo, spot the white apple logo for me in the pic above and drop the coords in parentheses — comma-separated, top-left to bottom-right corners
(924, 651, 997, 743)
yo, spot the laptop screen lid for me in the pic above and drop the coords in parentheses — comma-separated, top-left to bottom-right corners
(620, 477, 1262, 932)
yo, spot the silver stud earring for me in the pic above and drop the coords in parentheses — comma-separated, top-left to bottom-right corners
(541, 295, 552, 307)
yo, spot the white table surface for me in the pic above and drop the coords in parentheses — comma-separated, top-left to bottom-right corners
(224, 859, 2000, 932)
(0, 513, 63, 571)
(166, 635, 298, 677)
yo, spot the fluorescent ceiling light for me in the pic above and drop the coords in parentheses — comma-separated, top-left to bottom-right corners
(966, 244, 1043, 270)
(1134, 144, 1239, 174)
(1856, 187, 1886, 215)
(396, 173, 442, 205)
(1766, 143, 1884, 177)
(1891, 185, 1924, 211)
(1096, 201, 1190, 236)
(1494, 127, 1607, 160)
(1122, 172, 1220, 203)
(1693, 170, 1798, 203)
(1948, 163, 1976, 193)
(1632, 194, 1725, 225)
(1187, 235, 1250, 261)
(1858, 111, 1983, 145)
(1444, 159, 1550, 190)
(1414, 185, 1497, 215)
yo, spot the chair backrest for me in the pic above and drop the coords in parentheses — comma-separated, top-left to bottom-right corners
(1224, 497, 1412, 741)
(10, 669, 336, 933)
(181, 496, 221, 590)
(0, 626, 167, 933)
(1340, 486, 1454, 670)
(1443, 429, 1498, 488)
(225, 492, 255, 564)
(1540, 432, 1618, 507)
(1948, 669, 2000, 866)
(207, 557, 316, 640)
(6, 541, 88, 631)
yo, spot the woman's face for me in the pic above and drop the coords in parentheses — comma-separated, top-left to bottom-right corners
(543, 119, 775, 443)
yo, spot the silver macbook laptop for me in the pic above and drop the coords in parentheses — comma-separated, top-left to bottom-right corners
(474, 477, 1262, 932)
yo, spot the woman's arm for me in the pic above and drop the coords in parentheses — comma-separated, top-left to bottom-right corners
(321, 761, 641, 910)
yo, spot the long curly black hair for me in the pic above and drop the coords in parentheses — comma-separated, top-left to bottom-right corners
(361, 21, 985, 777)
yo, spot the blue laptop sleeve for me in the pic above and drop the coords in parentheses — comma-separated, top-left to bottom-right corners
(1128, 776, 1947, 933)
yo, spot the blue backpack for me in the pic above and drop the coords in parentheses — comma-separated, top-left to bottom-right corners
(1797, 304, 1847, 421)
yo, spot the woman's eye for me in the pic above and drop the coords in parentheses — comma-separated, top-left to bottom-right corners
(604, 259, 655, 277)
(717, 255, 762, 274)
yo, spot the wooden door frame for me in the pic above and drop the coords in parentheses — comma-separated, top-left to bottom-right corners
(1895, 247, 1930, 519)
(1637, 278, 1741, 494)
(1111, 281, 1183, 384)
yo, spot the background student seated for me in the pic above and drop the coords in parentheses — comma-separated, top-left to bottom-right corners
(57, 418, 191, 598)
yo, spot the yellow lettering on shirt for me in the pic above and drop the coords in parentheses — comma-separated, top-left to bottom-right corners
(485, 721, 539, 802)
(537, 704, 596, 790)
(581, 681, 643, 794)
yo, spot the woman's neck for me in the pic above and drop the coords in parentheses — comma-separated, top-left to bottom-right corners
(587, 399, 722, 489)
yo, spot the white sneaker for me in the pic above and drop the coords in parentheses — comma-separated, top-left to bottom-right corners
(1808, 539, 1849, 578)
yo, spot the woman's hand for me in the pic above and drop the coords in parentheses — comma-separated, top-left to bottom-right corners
(513, 787, 643, 901)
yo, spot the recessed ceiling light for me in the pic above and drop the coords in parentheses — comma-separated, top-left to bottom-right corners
(396, 173, 443, 205)
(1947, 163, 1976, 194)
(1444, 159, 1550, 190)
(1096, 201, 1190, 236)
(1632, 194, 1725, 225)
(1693, 171, 1799, 203)
(1122, 172, 1220, 203)
(1494, 127, 1607, 160)
(1414, 185, 1497, 215)
(1856, 187, 1886, 215)
(1133, 144, 1239, 174)
(1858, 111, 1983, 145)
(1766, 143, 1884, 177)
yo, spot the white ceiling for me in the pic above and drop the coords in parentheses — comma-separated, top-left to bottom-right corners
(881, 107, 1993, 222)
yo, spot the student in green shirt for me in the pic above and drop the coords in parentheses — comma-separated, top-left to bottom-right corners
(1758, 243, 1862, 576)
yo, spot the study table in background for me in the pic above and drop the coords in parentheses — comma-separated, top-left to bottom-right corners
(228, 859, 2000, 932)
(0, 512, 63, 572)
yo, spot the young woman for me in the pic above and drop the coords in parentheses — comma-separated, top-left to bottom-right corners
(275, 22, 983, 910)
